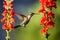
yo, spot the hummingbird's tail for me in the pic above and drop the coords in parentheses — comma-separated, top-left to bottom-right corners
(14, 24, 26, 29)
(14, 25, 21, 28)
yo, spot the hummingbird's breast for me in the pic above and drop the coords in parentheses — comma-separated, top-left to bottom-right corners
(27, 15, 31, 19)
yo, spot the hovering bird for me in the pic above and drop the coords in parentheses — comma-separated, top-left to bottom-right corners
(14, 13, 35, 28)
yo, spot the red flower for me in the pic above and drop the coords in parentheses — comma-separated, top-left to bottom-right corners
(47, 2, 56, 8)
(40, 14, 48, 25)
(3, 1, 7, 5)
(39, 0, 56, 8)
(2, 23, 14, 30)
(38, 7, 45, 13)
(3, 1, 7, 9)
(40, 0, 48, 6)
(2, 23, 8, 30)
(1, 17, 7, 22)
(10, 4, 13, 10)
(10, 10, 14, 17)
(47, 21, 54, 28)
(10, 17, 16, 23)
(48, 11, 54, 18)
(9, 23, 14, 30)
(2, 10, 8, 16)
(40, 27, 48, 34)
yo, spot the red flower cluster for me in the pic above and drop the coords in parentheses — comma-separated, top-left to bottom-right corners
(40, 12, 54, 28)
(38, 0, 57, 13)
(1, 0, 15, 30)
(3, 0, 14, 10)
(43, 0, 56, 7)
(38, 0, 57, 34)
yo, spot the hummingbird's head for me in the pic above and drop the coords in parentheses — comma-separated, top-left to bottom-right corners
(27, 13, 35, 19)
(30, 13, 35, 16)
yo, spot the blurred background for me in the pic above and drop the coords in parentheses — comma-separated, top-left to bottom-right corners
(0, 0, 60, 40)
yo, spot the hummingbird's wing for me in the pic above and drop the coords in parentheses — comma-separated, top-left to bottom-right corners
(15, 13, 26, 21)
(14, 13, 27, 28)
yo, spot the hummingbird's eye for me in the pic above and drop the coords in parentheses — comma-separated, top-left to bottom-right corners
(31, 13, 35, 15)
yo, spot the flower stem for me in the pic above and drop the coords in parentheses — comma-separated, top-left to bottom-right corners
(45, 38, 48, 40)
(45, 33, 50, 40)
(43, 33, 49, 40)
(6, 30, 11, 40)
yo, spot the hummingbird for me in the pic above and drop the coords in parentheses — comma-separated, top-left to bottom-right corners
(14, 13, 35, 28)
